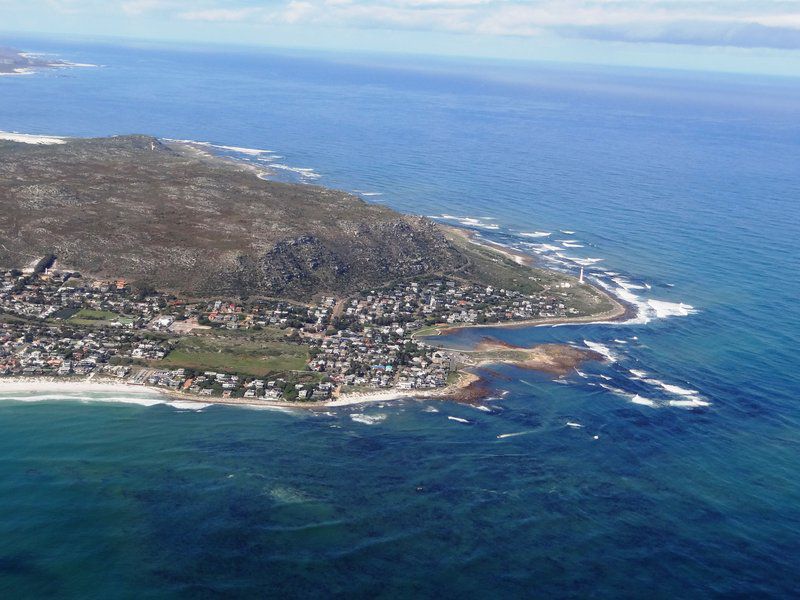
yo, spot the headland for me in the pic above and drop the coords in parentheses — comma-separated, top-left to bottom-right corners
(0, 133, 629, 407)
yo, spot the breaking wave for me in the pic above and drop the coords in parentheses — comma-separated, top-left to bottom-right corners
(432, 214, 501, 230)
(583, 341, 618, 362)
(447, 416, 471, 424)
(0, 392, 211, 410)
(350, 413, 387, 425)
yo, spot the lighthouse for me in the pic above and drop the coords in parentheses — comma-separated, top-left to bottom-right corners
(579, 267, 584, 284)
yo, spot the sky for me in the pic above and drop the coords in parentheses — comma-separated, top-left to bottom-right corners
(3, 1, 800, 75)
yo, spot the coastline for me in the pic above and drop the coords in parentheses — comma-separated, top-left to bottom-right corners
(0, 129, 631, 331)
(0, 372, 481, 411)
(0, 131, 633, 413)
(467, 228, 632, 321)
(411, 303, 631, 340)
(0, 220, 630, 411)
(420, 226, 634, 338)
(410, 281, 633, 341)
(0, 377, 164, 397)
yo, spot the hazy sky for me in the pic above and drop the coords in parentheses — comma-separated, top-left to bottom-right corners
(4, 1, 800, 75)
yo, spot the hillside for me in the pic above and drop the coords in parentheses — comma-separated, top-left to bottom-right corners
(0, 134, 609, 311)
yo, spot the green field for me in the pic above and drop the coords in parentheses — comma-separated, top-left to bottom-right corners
(161, 328, 309, 377)
(68, 308, 131, 326)
(61, 278, 85, 288)
(443, 228, 617, 315)
(444, 230, 547, 295)
(410, 325, 442, 338)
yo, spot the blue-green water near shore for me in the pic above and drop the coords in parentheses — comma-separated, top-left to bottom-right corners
(1, 37, 799, 597)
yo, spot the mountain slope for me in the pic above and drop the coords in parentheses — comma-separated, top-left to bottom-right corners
(0, 134, 613, 316)
(0, 135, 468, 298)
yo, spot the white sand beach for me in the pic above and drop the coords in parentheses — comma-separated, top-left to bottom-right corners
(0, 377, 162, 397)
(326, 389, 408, 407)
(0, 131, 67, 144)
(0, 375, 478, 411)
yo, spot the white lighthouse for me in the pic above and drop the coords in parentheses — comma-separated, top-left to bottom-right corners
(579, 267, 584, 284)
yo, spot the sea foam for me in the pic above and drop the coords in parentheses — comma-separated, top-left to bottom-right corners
(595, 275, 697, 325)
(0, 392, 210, 411)
(434, 214, 501, 230)
(497, 431, 530, 439)
(447, 416, 471, 424)
(646, 300, 697, 318)
(583, 341, 618, 362)
(350, 413, 387, 425)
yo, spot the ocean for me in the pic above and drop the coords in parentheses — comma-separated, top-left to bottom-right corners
(1, 36, 799, 598)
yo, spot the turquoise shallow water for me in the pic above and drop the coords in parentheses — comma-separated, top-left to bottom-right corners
(1, 37, 799, 597)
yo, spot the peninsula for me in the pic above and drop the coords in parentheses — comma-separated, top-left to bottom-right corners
(0, 134, 625, 406)
(0, 46, 71, 75)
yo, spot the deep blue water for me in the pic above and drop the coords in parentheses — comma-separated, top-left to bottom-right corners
(1, 37, 799, 598)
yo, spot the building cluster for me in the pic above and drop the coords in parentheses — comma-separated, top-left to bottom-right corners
(345, 279, 572, 328)
(201, 298, 319, 331)
(309, 327, 450, 391)
(1, 269, 176, 377)
(1, 265, 578, 400)
(130, 367, 335, 401)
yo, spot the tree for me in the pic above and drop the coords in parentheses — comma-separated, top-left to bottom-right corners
(132, 281, 157, 301)
(33, 254, 56, 275)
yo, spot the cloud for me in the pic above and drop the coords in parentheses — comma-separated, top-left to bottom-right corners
(40, 0, 800, 50)
(282, 0, 316, 24)
(180, 7, 260, 21)
(121, 0, 171, 16)
(561, 20, 800, 50)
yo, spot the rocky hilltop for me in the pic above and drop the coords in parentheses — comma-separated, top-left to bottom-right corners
(0, 134, 611, 311)
(0, 135, 469, 298)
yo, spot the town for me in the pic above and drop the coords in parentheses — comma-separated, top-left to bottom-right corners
(0, 259, 583, 403)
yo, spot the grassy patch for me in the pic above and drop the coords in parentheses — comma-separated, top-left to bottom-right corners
(446, 371, 461, 385)
(61, 278, 85, 288)
(411, 325, 443, 338)
(161, 331, 308, 377)
(68, 308, 126, 326)
(51, 307, 81, 320)
(201, 326, 290, 343)
(0, 313, 30, 324)
(442, 229, 545, 294)
(443, 228, 617, 316)
(470, 349, 531, 363)
(161, 350, 305, 377)
(339, 384, 375, 395)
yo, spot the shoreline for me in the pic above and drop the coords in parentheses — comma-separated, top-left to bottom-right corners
(410, 288, 633, 340)
(423, 226, 634, 338)
(0, 131, 635, 413)
(0, 222, 632, 412)
(411, 303, 631, 340)
(466, 229, 633, 320)
(152, 145, 624, 333)
(0, 373, 479, 411)
(1, 128, 632, 329)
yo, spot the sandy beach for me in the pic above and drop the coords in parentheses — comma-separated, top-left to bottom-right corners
(0, 376, 474, 411)
(0, 131, 67, 144)
(0, 217, 627, 412)
(0, 377, 163, 397)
